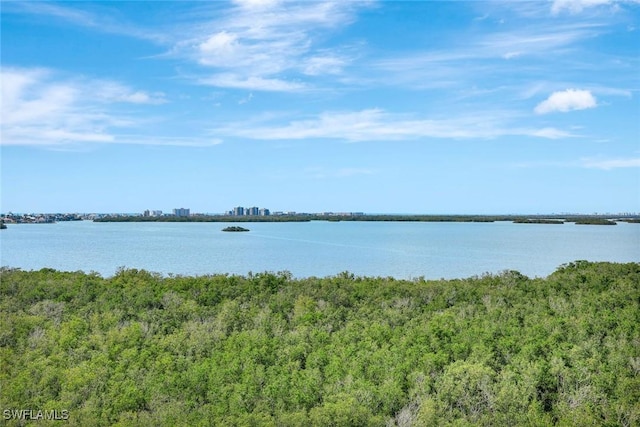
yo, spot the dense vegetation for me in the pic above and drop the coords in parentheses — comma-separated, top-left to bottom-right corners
(222, 226, 250, 232)
(573, 218, 617, 225)
(512, 219, 564, 225)
(1, 262, 638, 426)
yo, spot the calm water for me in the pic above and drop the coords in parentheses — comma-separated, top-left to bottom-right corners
(0, 220, 638, 279)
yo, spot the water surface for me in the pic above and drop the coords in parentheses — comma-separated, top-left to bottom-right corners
(1, 220, 637, 279)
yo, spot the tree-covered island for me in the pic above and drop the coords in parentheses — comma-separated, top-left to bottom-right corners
(1, 261, 638, 426)
(512, 219, 565, 224)
(573, 218, 617, 225)
(222, 226, 250, 232)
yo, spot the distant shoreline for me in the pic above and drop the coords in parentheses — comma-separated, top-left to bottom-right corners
(91, 214, 638, 225)
(3, 213, 638, 226)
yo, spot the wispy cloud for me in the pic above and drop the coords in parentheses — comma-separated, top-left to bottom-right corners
(531, 127, 578, 138)
(0, 67, 218, 147)
(513, 156, 640, 170)
(550, 0, 640, 15)
(172, 1, 372, 91)
(534, 89, 597, 114)
(210, 108, 574, 142)
(370, 19, 608, 96)
(479, 25, 601, 58)
(335, 168, 375, 177)
(552, 0, 609, 15)
(5, 2, 166, 42)
(581, 157, 640, 169)
(1, 68, 112, 145)
(92, 81, 167, 105)
(197, 74, 306, 92)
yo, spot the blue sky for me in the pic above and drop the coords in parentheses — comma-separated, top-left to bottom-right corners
(1, 0, 639, 214)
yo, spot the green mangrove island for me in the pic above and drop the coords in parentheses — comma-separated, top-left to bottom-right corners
(512, 219, 565, 225)
(574, 218, 617, 226)
(1, 262, 638, 426)
(222, 226, 250, 232)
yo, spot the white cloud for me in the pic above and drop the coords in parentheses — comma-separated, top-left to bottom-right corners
(534, 89, 597, 114)
(176, 2, 371, 91)
(371, 22, 606, 93)
(551, 0, 614, 14)
(531, 127, 576, 139)
(198, 74, 305, 92)
(210, 109, 573, 142)
(302, 55, 346, 76)
(480, 28, 594, 58)
(198, 31, 240, 66)
(589, 86, 633, 97)
(232, 0, 282, 10)
(238, 92, 254, 105)
(1, 68, 81, 130)
(503, 51, 523, 59)
(581, 157, 640, 169)
(115, 136, 222, 147)
(377, 23, 600, 70)
(93, 81, 166, 104)
(0, 67, 195, 147)
(7, 1, 166, 42)
(120, 91, 164, 104)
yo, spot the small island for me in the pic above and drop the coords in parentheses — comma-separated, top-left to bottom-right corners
(574, 218, 617, 225)
(513, 219, 564, 224)
(222, 226, 250, 232)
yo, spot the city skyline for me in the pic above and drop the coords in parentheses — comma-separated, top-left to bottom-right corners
(2, 208, 638, 217)
(1, 1, 639, 214)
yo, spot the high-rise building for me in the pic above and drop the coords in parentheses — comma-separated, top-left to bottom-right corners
(173, 208, 190, 217)
(231, 206, 270, 216)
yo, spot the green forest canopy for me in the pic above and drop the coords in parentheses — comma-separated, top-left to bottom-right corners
(1, 261, 638, 426)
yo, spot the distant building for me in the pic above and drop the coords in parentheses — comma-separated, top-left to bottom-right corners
(143, 210, 150, 217)
(227, 206, 271, 216)
(230, 206, 271, 216)
(173, 208, 190, 217)
(151, 210, 163, 217)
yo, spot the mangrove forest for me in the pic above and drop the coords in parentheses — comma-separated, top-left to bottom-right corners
(1, 262, 638, 426)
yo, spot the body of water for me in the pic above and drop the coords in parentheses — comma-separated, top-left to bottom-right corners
(0, 220, 638, 279)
